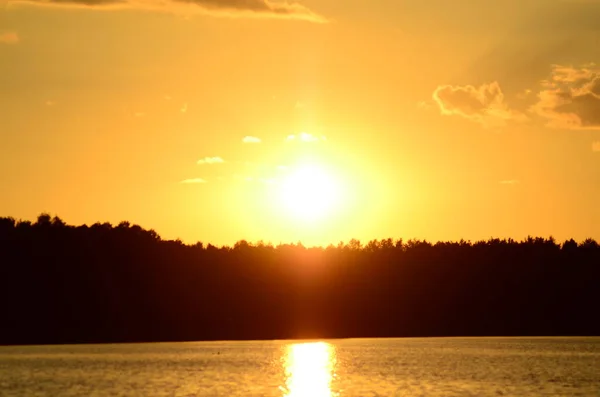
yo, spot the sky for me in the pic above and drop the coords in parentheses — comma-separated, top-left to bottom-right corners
(1, 0, 599, 246)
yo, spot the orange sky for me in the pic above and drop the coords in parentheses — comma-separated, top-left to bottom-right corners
(1, 0, 599, 246)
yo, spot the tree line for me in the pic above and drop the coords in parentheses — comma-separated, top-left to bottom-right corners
(0, 214, 598, 345)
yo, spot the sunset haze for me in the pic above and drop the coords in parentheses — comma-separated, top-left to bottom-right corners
(1, 0, 599, 247)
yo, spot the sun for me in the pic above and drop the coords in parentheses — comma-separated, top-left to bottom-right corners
(277, 163, 343, 222)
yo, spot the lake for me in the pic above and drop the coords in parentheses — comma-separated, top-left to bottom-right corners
(0, 337, 598, 396)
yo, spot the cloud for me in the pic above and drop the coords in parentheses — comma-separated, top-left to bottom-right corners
(286, 132, 326, 142)
(180, 178, 207, 184)
(416, 100, 433, 110)
(531, 64, 600, 130)
(433, 82, 527, 127)
(0, 31, 19, 44)
(197, 156, 224, 165)
(9, 0, 326, 22)
(516, 89, 533, 99)
(242, 136, 261, 143)
(593, 141, 600, 152)
(499, 180, 520, 185)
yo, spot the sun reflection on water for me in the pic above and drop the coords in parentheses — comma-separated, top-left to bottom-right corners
(282, 342, 336, 397)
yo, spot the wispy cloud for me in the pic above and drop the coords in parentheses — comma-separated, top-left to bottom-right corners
(197, 156, 224, 165)
(416, 100, 433, 110)
(433, 82, 527, 128)
(286, 132, 326, 142)
(180, 178, 207, 184)
(516, 89, 533, 99)
(10, 0, 327, 22)
(531, 64, 600, 130)
(499, 180, 520, 185)
(593, 141, 600, 152)
(0, 31, 19, 44)
(242, 136, 261, 144)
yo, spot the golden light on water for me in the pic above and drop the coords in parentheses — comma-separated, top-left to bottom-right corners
(282, 342, 337, 397)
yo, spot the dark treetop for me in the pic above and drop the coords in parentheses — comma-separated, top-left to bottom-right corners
(1, 214, 599, 345)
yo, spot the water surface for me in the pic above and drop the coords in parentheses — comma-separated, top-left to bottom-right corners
(1, 337, 598, 396)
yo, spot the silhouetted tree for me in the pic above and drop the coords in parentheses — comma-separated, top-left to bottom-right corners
(0, 214, 598, 345)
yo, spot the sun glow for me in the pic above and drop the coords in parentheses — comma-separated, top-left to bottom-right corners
(283, 342, 336, 397)
(277, 163, 343, 222)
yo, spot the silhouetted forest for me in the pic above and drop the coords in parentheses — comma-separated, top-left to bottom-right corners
(1, 214, 599, 345)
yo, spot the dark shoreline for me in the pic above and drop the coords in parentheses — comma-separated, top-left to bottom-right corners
(1, 214, 599, 346)
(3, 335, 600, 348)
